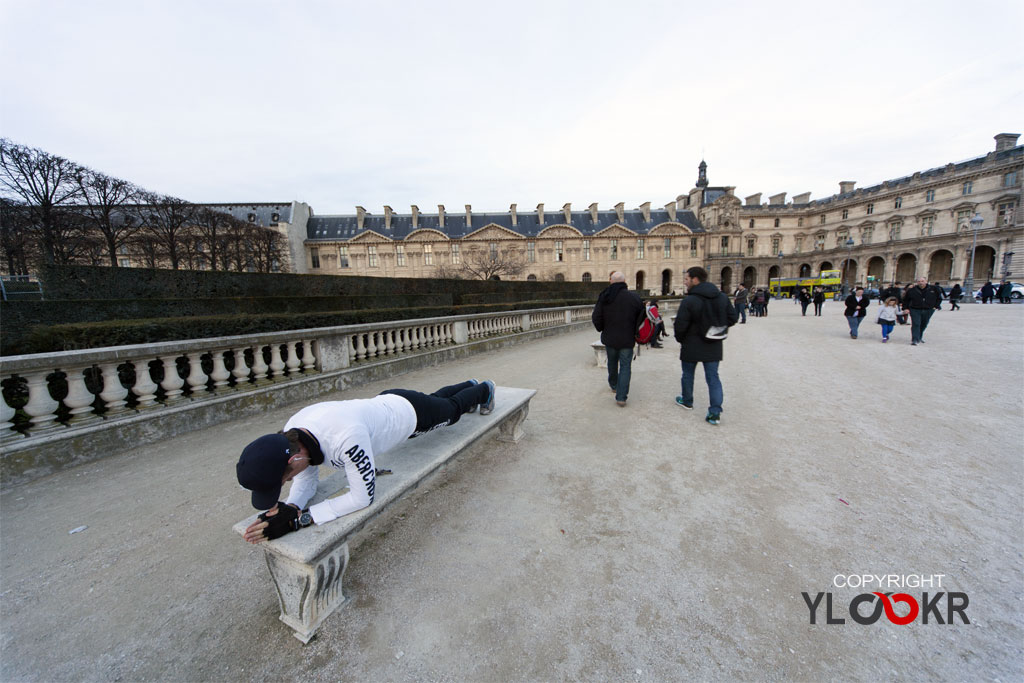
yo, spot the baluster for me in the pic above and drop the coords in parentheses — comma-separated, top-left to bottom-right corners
(302, 340, 317, 371)
(98, 360, 130, 413)
(232, 347, 252, 386)
(400, 328, 411, 352)
(285, 341, 302, 375)
(184, 352, 209, 397)
(268, 344, 286, 378)
(64, 366, 98, 424)
(158, 356, 185, 403)
(442, 324, 452, 344)
(353, 334, 367, 361)
(384, 330, 396, 355)
(210, 350, 232, 390)
(22, 371, 60, 431)
(131, 360, 159, 408)
(0, 390, 20, 441)
(365, 332, 378, 359)
(251, 345, 270, 384)
(425, 325, 435, 347)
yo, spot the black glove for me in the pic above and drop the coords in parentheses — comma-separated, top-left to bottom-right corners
(258, 503, 300, 540)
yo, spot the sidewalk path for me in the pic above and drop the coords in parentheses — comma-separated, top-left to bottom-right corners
(2, 300, 1022, 681)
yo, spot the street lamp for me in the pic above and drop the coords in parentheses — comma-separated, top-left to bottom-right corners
(961, 212, 983, 304)
(842, 237, 855, 298)
(775, 251, 783, 297)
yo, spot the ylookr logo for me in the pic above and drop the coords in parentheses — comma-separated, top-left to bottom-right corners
(803, 574, 970, 626)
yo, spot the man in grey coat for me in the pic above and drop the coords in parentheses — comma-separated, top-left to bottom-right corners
(674, 267, 739, 425)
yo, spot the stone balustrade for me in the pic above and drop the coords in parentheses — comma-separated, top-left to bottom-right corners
(0, 306, 590, 447)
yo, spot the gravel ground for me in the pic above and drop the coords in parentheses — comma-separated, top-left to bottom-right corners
(2, 299, 1022, 682)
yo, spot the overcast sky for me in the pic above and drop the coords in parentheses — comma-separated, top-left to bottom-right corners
(2, 0, 1022, 216)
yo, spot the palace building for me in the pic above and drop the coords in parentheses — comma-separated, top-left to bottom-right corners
(279, 133, 1022, 294)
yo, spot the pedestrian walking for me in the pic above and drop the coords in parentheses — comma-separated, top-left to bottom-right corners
(592, 271, 645, 407)
(949, 283, 962, 310)
(797, 287, 811, 316)
(843, 287, 870, 339)
(812, 286, 825, 316)
(902, 276, 943, 345)
(876, 296, 899, 342)
(733, 283, 749, 324)
(673, 267, 739, 426)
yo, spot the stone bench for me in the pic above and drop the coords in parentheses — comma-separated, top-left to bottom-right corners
(232, 386, 536, 643)
(591, 340, 607, 368)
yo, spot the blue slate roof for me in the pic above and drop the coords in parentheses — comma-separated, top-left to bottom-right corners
(307, 208, 704, 241)
(206, 203, 292, 227)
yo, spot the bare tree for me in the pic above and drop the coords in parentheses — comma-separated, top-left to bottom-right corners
(0, 198, 34, 275)
(248, 226, 288, 273)
(132, 193, 196, 270)
(457, 244, 527, 280)
(192, 207, 233, 271)
(0, 139, 84, 265)
(75, 168, 142, 267)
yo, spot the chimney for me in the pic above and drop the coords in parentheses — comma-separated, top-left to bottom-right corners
(465, 204, 472, 230)
(769, 192, 787, 206)
(588, 202, 599, 223)
(356, 206, 366, 230)
(839, 181, 856, 194)
(384, 205, 393, 230)
(664, 202, 677, 222)
(438, 204, 445, 228)
(536, 203, 544, 224)
(411, 205, 419, 229)
(639, 201, 651, 222)
(562, 202, 572, 225)
(510, 203, 518, 226)
(995, 133, 1020, 152)
(745, 193, 762, 206)
(792, 192, 811, 205)
(614, 202, 625, 224)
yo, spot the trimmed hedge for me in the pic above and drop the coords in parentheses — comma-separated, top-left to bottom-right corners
(39, 265, 606, 300)
(10, 299, 593, 354)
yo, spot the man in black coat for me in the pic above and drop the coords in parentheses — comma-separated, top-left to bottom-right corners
(673, 267, 739, 425)
(902, 276, 943, 345)
(592, 271, 645, 406)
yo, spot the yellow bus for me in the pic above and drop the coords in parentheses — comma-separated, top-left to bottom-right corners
(769, 270, 842, 299)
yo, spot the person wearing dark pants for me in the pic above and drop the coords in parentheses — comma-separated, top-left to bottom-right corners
(732, 283, 749, 324)
(812, 287, 825, 316)
(843, 287, 870, 339)
(902, 276, 943, 345)
(797, 287, 811, 316)
(592, 271, 645, 407)
(949, 283, 962, 310)
(674, 267, 739, 426)
(237, 378, 496, 543)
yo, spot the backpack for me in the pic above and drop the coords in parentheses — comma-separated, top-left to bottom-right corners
(635, 310, 657, 345)
(703, 295, 729, 341)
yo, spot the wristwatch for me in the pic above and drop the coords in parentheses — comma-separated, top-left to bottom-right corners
(297, 510, 313, 528)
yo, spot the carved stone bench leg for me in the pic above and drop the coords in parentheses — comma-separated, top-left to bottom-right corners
(263, 542, 350, 644)
(497, 403, 530, 443)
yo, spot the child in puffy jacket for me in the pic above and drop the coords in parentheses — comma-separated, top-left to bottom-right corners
(876, 296, 899, 342)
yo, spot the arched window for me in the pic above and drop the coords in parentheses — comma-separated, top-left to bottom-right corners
(554, 273, 565, 282)
(582, 272, 592, 282)
(527, 274, 537, 281)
